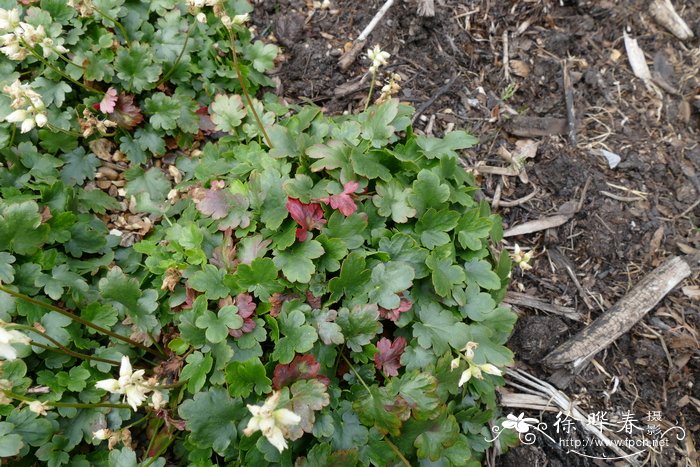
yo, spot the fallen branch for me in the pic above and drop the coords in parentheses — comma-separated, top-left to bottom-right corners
(338, 0, 394, 71)
(411, 73, 460, 124)
(544, 254, 699, 372)
(503, 214, 571, 237)
(504, 291, 582, 321)
(562, 60, 576, 146)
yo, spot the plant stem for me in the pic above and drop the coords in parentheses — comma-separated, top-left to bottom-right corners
(227, 30, 273, 148)
(384, 437, 411, 467)
(144, 427, 176, 467)
(0, 285, 163, 358)
(5, 391, 130, 409)
(93, 6, 130, 46)
(365, 71, 377, 111)
(340, 353, 372, 394)
(45, 122, 82, 138)
(23, 44, 94, 94)
(156, 21, 196, 88)
(144, 418, 164, 459)
(13, 325, 121, 365)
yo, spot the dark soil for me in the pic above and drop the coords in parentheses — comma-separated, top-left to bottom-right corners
(254, 0, 700, 464)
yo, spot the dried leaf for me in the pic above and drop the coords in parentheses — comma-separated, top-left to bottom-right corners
(272, 354, 329, 389)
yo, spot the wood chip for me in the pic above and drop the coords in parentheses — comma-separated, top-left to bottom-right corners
(649, 0, 694, 41)
(544, 254, 699, 372)
(504, 116, 567, 137)
(503, 214, 572, 237)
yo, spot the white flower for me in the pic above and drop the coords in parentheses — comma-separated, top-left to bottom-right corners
(457, 367, 473, 387)
(28, 400, 49, 416)
(461, 341, 478, 360)
(450, 357, 460, 370)
(367, 45, 390, 73)
(2, 80, 47, 133)
(95, 356, 153, 410)
(479, 363, 502, 376)
(511, 244, 533, 271)
(149, 390, 166, 410)
(93, 428, 112, 441)
(502, 413, 539, 434)
(0, 8, 20, 31)
(243, 391, 301, 453)
(220, 15, 233, 29)
(0, 325, 31, 361)
(232, 13, 249, 25)
(196, 12, 207, 23)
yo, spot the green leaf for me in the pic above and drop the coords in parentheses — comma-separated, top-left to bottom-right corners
(387, 370, 440, 415)
(408, 169, 451, 215)
(245, 41, 279, 72)
(353, 387, 403, 436)
(114, 42, 162, 92)
(323, 211, 367, 250)
(456, 208, 493, 251)
(60, 148, 99, 186)
(180, 351, 214, 393)
(273, 239, 325, 284)
(0, 253, 15, 283)
(108, 447, 137, 467)
(414, 412, 462, 460)
(463, 259, 501, 290)
(416, 130, 477, 159)
(462, 324, 514, 366)
(0, 201, 49, 255)
(359, 99, 399, 148)
(81, 303, 118, 331)
(271, 303, 318, 364)
(415, 208, 460, 249)
(426, 253, 465, 298)
(336, 304, 381, 353)
(234, 257, 281, 300)
(179, 388, 243, 456)
(372, 181, 416, 223)
(328, 252, 371, 303)
(0, 422, 23, 457)
(33, 77, 72, 107)
(224, 358, 271, 397)
(143, 92, 181, 131)
(350, 150, 392, 181)
(195, 306, 243, 343)
(35, 264, 89, 300)
(309, 308, 344, 345)
(413, 303, 469, 354)
(188, 264, 229, 300)
(124, 166, 171, 204)
(56, 366, 90, 392)
(98, 267, 159, 332)
(210, 94, 246, 133)
(288, 379, 331, 438)
(307, 140, 353, 177)
(77, 188, 121, 214)
(368, 262, 414, 309)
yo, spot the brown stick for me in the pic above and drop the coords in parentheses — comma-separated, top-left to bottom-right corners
(544, 254, 698, 372)
(562, 60, 577, 146)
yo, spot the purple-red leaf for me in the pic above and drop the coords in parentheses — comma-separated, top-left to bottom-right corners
(273, 354, 330, 389)
(374, 336, 407, 377)
(228, 293, 257, 337)
(319, 181, 360, 216)
(107, 93, 143, 129)
(193, 185, 238, 220)
(378, 299, 412, 322)
(286, 198, 327, 241)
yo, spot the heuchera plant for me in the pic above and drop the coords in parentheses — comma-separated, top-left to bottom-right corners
(0, 0, 518, 465)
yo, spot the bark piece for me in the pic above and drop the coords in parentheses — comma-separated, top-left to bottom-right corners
(544, 254, 698, 372)
(504, 116, 567, 137)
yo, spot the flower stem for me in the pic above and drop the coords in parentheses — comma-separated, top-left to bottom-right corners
(93, 6, 130, 46)
(4, 391, 130, 409)
(12, 325, 120, 366)
(156, 21, 196, 88)
(365, 71, 377, 111)
(23, 43, 95, 94)
(340, 353, 372, 394)
(384, 437, 411, 467)
(0, 285, 163, 358)
(227, 30, 273, 149)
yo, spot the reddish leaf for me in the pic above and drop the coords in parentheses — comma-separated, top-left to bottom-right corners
(193, 186, 239, 220)
(99, 87, 118, 113)
(374, 336, 407, 377)
(273, 354, 329, 389)
(286, 198, 326, 241)
(318, 181, 360, 216)
(108, 93, 143, 129)
(229, 293, 257, 337)
(306, 290, 322, 310)
(269, 292, 300, 317)
(378, 299, 412, 322)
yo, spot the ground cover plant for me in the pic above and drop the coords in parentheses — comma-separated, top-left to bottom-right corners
(0, 1, 518, 465)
